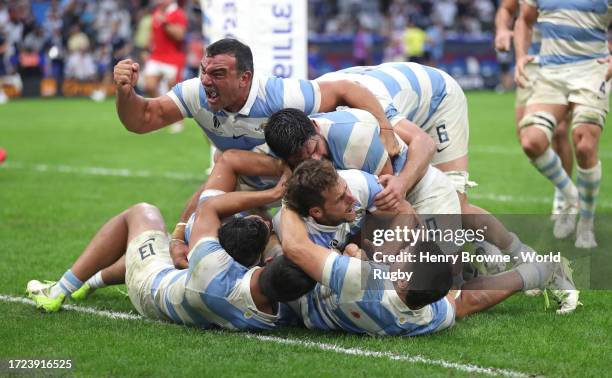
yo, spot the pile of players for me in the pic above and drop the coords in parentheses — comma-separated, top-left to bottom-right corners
(28, 4, 608, 335)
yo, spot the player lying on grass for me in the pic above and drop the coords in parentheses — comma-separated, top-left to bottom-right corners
(52, 149, 290, 301)
(280, 206, 578, 337)
(26, 188, 316, 331)
(315, 64, 537, 273)
(276, 160, 580, 325)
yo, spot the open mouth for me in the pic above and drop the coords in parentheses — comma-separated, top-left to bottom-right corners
(205, 87, 219, 101)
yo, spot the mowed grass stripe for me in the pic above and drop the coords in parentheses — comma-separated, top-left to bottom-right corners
(0, 295, 532, 378)
(3, 160, 612, 209)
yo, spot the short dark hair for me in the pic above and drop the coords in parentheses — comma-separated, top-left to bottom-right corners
(264, 108, 316, 161)
(218, 217, 268, 267)
(403, 241, 452, 309)
(258, 255, 316, 302)
(206, 38, 254, 74)
(284, 160, 339, 217)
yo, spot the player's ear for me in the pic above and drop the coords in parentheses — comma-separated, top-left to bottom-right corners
(309, 206, 323, 220)
(239, 70, 252, 88)
(311, 119, 320, 133)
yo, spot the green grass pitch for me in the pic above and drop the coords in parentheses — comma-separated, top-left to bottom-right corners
(1, 94, 611, 377)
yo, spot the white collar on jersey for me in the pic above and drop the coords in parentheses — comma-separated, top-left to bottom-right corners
(240, 266, 279, 322)
(236, 73, 263, 116)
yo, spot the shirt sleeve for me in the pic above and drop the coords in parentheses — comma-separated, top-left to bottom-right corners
(321, 253, 367, 300)
(167, 77, 201, 118)
(339, 170, 383, 212)
(278, 77, 322, 115)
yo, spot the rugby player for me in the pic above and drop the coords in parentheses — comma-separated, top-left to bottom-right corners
(313, 63, 535, 269)
(495, 0, 574, 219)
(26, 189, 315, 331)
(514, 0, 611, 247)
(276, 161, 580, 335)
(113, 38, 399, 157)
(66, 149, 289, 297)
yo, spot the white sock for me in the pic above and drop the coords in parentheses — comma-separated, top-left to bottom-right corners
(50, 269, 83, 298)
(532, 148, 578, 203)
(514, 261, 554, 290)
(576, 161, 601, 228)
(86, 271, 107, 290)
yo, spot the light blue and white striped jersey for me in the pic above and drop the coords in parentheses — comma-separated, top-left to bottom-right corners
(290, 253, 454, 337)
(150, 237, 278, 331)
(310, 108, 389, 176)
(523, 0, 611, 66)
(529, 24, 542, 56)
(168, 74, 321, 151)
(274, 169, 382, 251)
(309, 108, 409, 176)
(317, 63, 449, 131)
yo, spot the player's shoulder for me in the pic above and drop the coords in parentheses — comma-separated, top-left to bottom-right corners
(338, 169, 378, 187)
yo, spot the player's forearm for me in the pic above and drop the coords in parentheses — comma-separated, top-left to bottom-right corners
(279, 208, 326, 283)
(222, 150, 285, 177)
(164, 24, 186, 42)
(394, 121, 435, 192)
(513, 17, 532, 60)
(371, 202, 419, 256)
(495, 1, 515, 32)
(206, 189, 281, 219)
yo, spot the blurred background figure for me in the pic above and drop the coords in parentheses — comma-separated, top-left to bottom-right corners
(142, 0, 187, 133)
(353, 22, 373, 66)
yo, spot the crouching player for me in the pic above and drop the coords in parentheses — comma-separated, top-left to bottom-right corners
(26, 188, 315, 331)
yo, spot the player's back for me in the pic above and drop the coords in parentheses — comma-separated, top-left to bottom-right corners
(318, 63, 449, 129)
(310, 108, 388, 175)
(153, 238, 278, 331)
(294, 253, 454, 336)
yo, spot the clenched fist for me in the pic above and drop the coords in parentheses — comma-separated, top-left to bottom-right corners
(114, 59, 140, 94)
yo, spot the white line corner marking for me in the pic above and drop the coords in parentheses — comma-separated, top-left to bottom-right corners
(1, 294, 532, 377)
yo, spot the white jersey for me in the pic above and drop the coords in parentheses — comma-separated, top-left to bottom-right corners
(317, 63, 449, 131)
(287, 253, 454, 337)
(310, 108, 389, 175)
(523, 0, 611, 66)
(151, 237, 278, 330)
(274, 169, 382, 251)
(168, 74, 322, 151)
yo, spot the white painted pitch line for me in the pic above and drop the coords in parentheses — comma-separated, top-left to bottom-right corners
(2, 161, 610, 209)
(0, 162, 204, 182)
(243, 334, 531, 378)
(1, 294, 532, 378)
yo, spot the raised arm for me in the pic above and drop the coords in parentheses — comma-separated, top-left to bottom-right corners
(171, 151, 287, 268)
(495, 0, 518, 52)
(175, 150, 287, 226)
(513, 3, 538, 88)
(113, 59, 183, 133)
(279, 207, 333, 283)
(317, 79, 400, 156)
(189, 176, 288, 245)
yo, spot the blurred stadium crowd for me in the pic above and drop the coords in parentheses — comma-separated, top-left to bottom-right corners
(0, 0, 500, 100)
